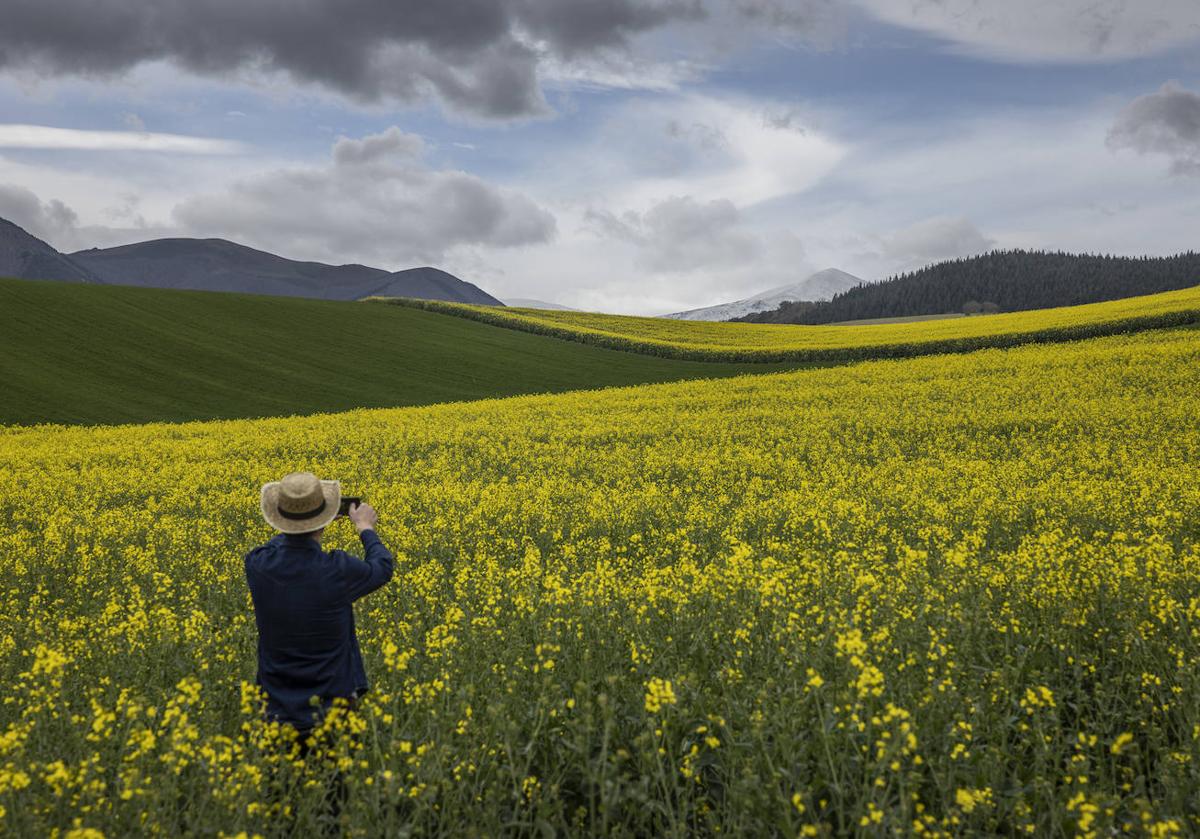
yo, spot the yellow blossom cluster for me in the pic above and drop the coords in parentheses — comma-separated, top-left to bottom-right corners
(643, 678, 677, 714)
(0, 326, 1198, 834)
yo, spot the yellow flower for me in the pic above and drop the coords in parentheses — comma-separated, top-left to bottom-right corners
(644, 678, 677, 713)
(955, 787, 994, 814)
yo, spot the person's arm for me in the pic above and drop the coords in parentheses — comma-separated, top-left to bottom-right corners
(343, 502, 394, 601)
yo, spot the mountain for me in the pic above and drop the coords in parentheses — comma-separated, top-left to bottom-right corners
(661, 268, 862, 321)
(69, 237, 502, 304)
(737, 249, 1200, 324)
(504, 298, 578, 310)
(0, 217, 101, 284)
(0, 215, 503, 305)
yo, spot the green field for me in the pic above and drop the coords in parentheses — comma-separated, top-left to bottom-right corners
(374, 285, 1200, 361)
(0, 278, 805, 426)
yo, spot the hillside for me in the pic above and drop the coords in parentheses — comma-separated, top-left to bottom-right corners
(738, 249, 1200, 324)
(373, 285, 1200, 362)
(662, 268, 861, 321)
(0, 277, 802, 426)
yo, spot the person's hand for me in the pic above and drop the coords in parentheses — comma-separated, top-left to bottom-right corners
(348, 501, 378, 533)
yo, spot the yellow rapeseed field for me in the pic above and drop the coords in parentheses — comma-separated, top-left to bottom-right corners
(2, 326, 1199, 836)
(374, 285, 1200, 362)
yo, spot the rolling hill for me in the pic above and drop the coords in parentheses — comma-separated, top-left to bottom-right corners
(375, 285, 1200, 362)
(0, 276, 804, 426)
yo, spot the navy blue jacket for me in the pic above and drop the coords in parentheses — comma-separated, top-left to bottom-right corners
(244, 529, 394, 730)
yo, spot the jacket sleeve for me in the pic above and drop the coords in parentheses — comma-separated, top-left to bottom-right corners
(342, 529, 395, 602)
(243, 548, 260, 591)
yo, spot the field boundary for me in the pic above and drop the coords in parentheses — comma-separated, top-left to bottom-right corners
(367, 296, 1200, 363)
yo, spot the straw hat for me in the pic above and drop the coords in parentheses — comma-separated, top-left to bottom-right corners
(260, 471, 341, 534)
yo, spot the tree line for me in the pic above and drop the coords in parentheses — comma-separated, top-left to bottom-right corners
(734, 250, 1200, 324)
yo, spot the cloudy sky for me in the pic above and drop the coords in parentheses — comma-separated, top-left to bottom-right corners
(1, 0, 1199, 314)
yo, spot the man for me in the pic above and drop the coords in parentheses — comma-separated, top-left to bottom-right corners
(245, 471, 394, 733)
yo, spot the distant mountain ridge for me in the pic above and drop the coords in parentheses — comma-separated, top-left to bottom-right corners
(662, 268, 862, 321)
(0, 216, 501, 305)
(737, 250, 1200, 324)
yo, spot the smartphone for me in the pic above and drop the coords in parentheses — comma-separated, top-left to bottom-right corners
(338, 496, 362, 517)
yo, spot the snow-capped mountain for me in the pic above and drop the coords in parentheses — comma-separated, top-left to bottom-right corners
(661, 268, 863, 321)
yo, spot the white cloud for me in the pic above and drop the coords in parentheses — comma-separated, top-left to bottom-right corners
(856, 0, 1200, 62)
(172, 127, 556, 267)
(614, 96, 845, 209)
(0, 123, 243, 153)
(536, 47, 707, 94)
(0, 182, 79, 244)
(779, 103, 1200, 280)
(586, 195, 760, 273)
(879, 216, 995, 269)
(0, 180, 178, 252)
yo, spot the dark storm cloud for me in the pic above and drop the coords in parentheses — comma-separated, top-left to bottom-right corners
(1108, 81, 1200, 175)
(0, 0, 706, 118)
